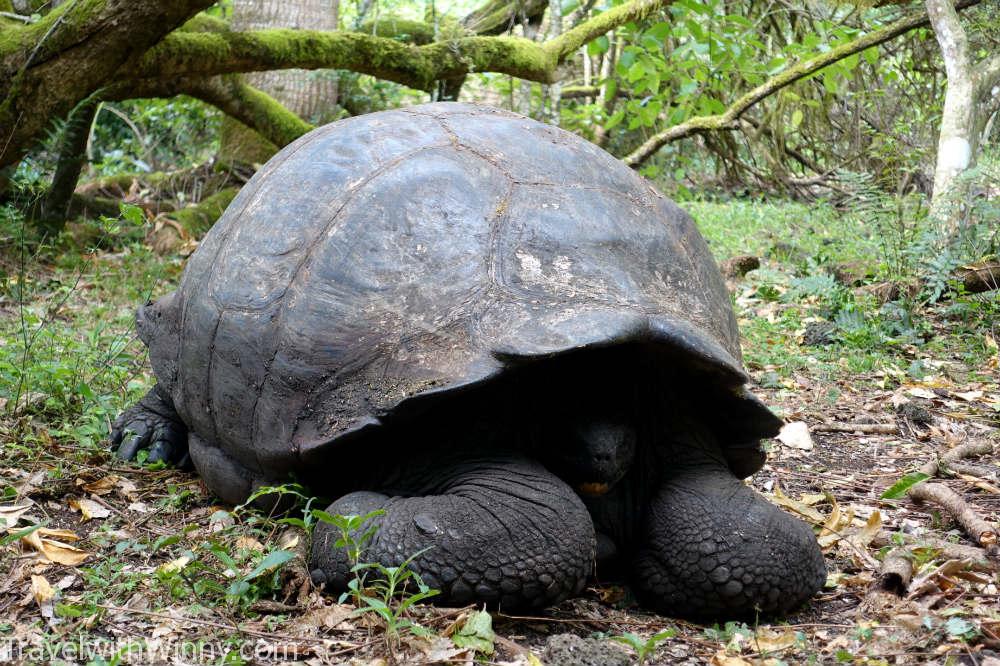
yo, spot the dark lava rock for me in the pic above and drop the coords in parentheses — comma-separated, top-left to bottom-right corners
(542, 633, 633, 666)
(896, 401, 933, 426)
(802, 320, 837, 346)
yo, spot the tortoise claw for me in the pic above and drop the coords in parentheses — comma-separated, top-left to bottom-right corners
(111, 387, 189, 468)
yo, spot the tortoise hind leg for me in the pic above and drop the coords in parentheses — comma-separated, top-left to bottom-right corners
(111, 385, 189, 467)
(631, 465, 826, 619)
(310, 451, 596, 611)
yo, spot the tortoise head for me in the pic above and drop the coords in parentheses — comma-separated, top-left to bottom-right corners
(135, 292, 182, 395)
(136, 292, 178, 346)
(564, 416, 636, 496)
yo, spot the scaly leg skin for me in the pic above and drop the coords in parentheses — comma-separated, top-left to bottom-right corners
(310, 452, 596, 611)
(632, 466, 826, 620)
(110, 385, 189, 468)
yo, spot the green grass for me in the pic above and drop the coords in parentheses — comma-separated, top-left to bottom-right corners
(686, 199, 879, 266)
(1, 207, 178, 469)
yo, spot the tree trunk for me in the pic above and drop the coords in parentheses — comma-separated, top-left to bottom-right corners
(221, 0, 340, 165)
(38, 96, 101, 234)
(925, 0, 977, 228)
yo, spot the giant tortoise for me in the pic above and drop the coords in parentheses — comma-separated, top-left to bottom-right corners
(112, 103, 826, 619)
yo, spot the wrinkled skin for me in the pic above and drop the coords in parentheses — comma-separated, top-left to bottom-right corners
(113, 348, 825, 619)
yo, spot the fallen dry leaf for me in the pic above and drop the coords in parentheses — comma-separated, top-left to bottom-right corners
(68, 497, 111, 521)
(711, 651, 753, 666)
(77, 475, 119, 496)
(302, 603, 354, 630)
(753, 627, 798, 652)
(23, 530, 90, 566)
(0, 503, 33, 529)
(818, 495, 853, 549)
(777, 421, 813, 450)
(30, 575, 55, 621)
(157, 556, 191, 575)
(37, 527, 81, 541)
(235, 536, 265, 552)
(768, 485, 826, 523)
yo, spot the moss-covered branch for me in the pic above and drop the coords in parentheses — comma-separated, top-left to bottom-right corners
(545, 0, 671, 61)
(357, 17, 438, 44)
(132, 29, 552, 90)
(0, 0, 215, 169)
(183, 76, 315, 148)
(623, 0, 983, 167)
(129, 0, 675, 92)
(106, 73, 314, 153)
(461, 0, 547, 35)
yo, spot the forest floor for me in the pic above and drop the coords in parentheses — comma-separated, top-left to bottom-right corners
(0, 199, 998, 665)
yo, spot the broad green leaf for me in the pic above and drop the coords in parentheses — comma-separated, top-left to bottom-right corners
(452, 610, 495, 655)
(604, 109, 625, 130)
(244, 549, 295, 581)
(645, 22, 672, 43)
(587, 35, 609, 56)
(880, 472, 929, 499)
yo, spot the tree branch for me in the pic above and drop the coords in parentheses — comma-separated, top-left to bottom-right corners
(976, 51, 1000, 104)
(131, 29, 551, 90)
(129, 0, 675, 92)
(461, 0, 548, 35)
(1, 0, 215, 170)
(623, 0, 982, 168)
(106, 75, 314, 151)
(545, 0, 672, 61)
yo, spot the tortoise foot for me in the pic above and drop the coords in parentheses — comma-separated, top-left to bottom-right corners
(111, 385, 189, 468)
(310, 451, 596, 611)
(633, 466, 826, 620)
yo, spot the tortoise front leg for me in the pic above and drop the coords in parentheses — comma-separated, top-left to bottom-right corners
(111, 385, 189, 467)
(310, 451, 596, 611)
(631, 464, 826, 619)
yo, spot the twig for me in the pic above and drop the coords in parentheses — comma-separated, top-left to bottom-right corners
(812, 422, 898, 434)
(907, 440, 998, 548)
(94, 603, 363, 646)
(946, 461, 998, 480)
(870, 531, 995, 564)
(907, 482, 997, 547)
(917, 440, 994, 477)
(0, 11, 35, 22)
(878, 547, 913, 595)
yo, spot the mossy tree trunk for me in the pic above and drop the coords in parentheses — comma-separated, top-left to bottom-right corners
(924, 0, 1000, 231)
(220, 0, 341, 167)
(0, 0, 215, 171)
(37, 96, 100, 234)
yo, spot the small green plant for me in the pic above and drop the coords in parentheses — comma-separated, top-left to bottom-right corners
(610, 628, 677, 663)
(312, 509, 440, 644)
(311, 508, 385, 605)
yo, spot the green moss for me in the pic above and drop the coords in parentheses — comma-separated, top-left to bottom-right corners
(0, 1, 15, 14)
(167, 187, 238, 236)
(180, 13, 230, 33)
(357, 17, 437, 45)
(219, 116, 279, 165)
(226, 78, 313, 148)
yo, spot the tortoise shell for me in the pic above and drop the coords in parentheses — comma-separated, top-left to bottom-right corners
(142, 103, 779, 480)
